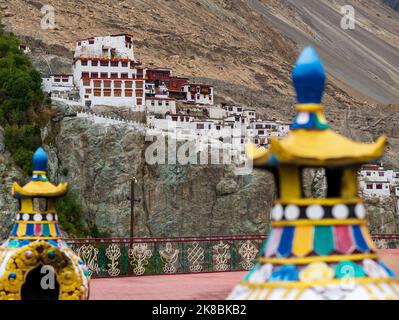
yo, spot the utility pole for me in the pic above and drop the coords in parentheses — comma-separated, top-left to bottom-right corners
(130, 177, 138, 239)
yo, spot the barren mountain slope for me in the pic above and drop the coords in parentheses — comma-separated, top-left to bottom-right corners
(1, 0, 298, 98)
(253, 0, 399, 104)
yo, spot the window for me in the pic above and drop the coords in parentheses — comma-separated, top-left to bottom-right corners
(121, 61, 128, 67)
(103, 90, 111, 97)
(93, 81, 101, 88)
(136, 90, 144, 96)
(91, 72, 98, 78)
(91, 60, 98, 67)
(197, 124, 204, 129)
(255, 124, 263, 129)
(151, 100, 155, 106)
(100, 72, 108, 78)
(62, 78, 69, 82)
(88, 38, 94, 44)
(125, 90, 133, 97)
(125, 81, 132, 89)
(376, 184, 383, 189)
(111, 73, 118, 78)
(121, 73, 128, 79)
(255, 139, 259, 144)
(85, 88, 92, 94)
(366, 172, 371, 176)
(93, 90, 101, 97)
(197, 94, 200, 99)
(158, 101, 162, 106)
(111, 61, 119, 67)
(100, 61, 109, 67)
(165, 101, 169, 106)
(83, 80, 90, 86)
(82, 72, 89, 78)
(81, 60, 88, 66)
(216, 126, 221, 130)
(103, 81, 111, 88)
(54, 78, 61, 82)
(114, 89, 122, 97)
(366, 184, 373, 189)
(379, 172, 385, 177)
(258, 130, 265, 135)
(136, 81, 143, 89)
(172, 116, 178, 121)
(237, 108, 242, 112)
(136, 98, 143, 105)
(33, 198, 47, 212)
(114, 81, 122, 89)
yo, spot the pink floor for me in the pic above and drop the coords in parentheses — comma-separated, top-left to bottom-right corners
(89, 249, 399, 300)
(90, 271, 245, 300)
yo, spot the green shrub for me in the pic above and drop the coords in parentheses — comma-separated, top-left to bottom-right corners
(56, 191, 87, 237)
(0, 21, 48, 175)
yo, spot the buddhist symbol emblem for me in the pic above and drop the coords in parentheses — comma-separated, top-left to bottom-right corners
(187, 242, 205, 272)
(212, 241, 231, 271)
(105, 244, 121, 277)
(159, 242, 179, 274)
(128, 243, 152, 275)
(238, 240, 258, 270)
(76, 244, 99, 276)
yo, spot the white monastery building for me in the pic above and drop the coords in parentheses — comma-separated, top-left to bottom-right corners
(182, 83, 214, 105)
(42, 74, 74, 93)
(358, 164, 398, 198)
(73, 34, 145, 109)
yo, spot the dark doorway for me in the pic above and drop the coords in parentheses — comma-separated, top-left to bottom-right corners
(326, 168, 343, 198)
(21, 265, 60, 300)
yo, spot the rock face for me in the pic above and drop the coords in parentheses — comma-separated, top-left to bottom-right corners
(0, 128, 25, 239)
(46, 106, 274, 237)
(366, 196, 399, 234)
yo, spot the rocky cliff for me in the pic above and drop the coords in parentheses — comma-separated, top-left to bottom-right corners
(44, 102, 274, 237)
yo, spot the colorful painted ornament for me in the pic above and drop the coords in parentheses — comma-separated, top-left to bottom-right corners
(228, 46, 399, 300)
(0, 147, 90, 300)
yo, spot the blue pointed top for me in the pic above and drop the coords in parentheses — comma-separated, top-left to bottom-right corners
(292, 46, 326, 104)
(32, 147, 48, 172)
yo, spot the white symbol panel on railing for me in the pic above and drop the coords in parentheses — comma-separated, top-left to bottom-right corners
(159, 242, 179, 274)
(212, 241, 231, 272)
(105, 244, 121, 277)
(76, 244, 99, 276)
(238, 240, 258, 270)
(374, 238, 389, 249)
(128, 243, 152, 276)
(187, 242, 205, 273)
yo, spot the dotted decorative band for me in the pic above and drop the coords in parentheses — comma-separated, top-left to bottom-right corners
(271, 203, 366, 221)
(15, 213, 58, 222)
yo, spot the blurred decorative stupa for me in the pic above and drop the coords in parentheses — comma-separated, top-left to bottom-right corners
(228, 46, 399, 300)
(0, 147, 90, 300)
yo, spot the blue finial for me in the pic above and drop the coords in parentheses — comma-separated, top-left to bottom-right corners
(292, 46, 326, 104)
(32, 147, 48, 172)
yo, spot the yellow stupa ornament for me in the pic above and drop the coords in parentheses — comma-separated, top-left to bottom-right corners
(228, 46, 399, 300)
(0, 147, 90, 300)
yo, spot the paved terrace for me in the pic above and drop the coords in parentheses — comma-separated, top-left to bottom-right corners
(90, 249, 399, 300)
